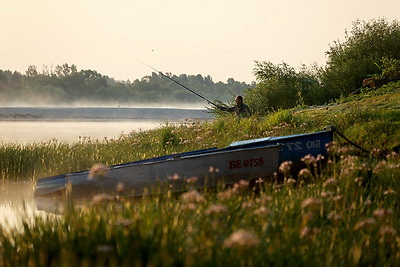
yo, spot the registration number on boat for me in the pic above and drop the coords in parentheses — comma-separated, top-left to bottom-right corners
(229, 157, 264, 169)
(285, 140, 321, 151)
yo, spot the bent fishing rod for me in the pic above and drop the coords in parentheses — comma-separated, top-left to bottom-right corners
(134, 57, 219, 107)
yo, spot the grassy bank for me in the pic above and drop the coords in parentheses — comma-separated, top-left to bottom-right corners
(0, 83, 399, 266)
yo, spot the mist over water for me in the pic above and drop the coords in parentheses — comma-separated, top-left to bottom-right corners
(0, 106, 212, 143)
(0, 106, 212, 228)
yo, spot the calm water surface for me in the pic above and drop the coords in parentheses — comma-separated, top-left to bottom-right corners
(0, 121, 162, 143)
(0, 107, 211, 229)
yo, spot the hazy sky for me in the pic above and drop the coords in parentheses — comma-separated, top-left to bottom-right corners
(1, 0, 399, 83)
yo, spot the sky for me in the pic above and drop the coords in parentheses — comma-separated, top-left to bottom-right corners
(1, 0, 399, 84)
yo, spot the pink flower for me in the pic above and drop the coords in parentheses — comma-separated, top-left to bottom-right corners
(279, 161, 293, 174)
(223, 229, 260, 249)
(88, 163, 110, 180)
(180, 190, 205, 204)
(205, 204, 228, 215)
(301, 154, 316, 165)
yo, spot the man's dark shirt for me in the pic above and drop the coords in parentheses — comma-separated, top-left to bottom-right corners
(221, 103, 252, 117)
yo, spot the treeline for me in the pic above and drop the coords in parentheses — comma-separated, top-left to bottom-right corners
(244, 18, 400, 114)
(0, 64, 252, 106)
(2, 18, 400, 111)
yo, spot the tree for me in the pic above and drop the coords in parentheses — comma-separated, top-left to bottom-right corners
(244, 61, 319, 114)
(26, 65, 38, 77)
(320, 18, 400, 97)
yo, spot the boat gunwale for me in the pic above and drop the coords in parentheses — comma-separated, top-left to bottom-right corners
(37, 144, 281, 184)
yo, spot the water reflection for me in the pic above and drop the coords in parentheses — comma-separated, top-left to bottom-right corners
(0, 181, 40, 231)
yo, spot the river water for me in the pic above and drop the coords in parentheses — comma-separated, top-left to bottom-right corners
(0, 106, 211, 229)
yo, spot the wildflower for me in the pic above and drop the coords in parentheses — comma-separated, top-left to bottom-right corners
(373, 161, 388, 173)
(384, 189, 396, 196)
(284, 178, 297, 186)
(316, 154, 325, 162)
(323, 178, 338, 188)
(186, 177, 199, 184)
(332, 195, 343, 202)
(92, 193, 114, 204)
(232, 180, 250, 193)
(327, 211, 342, 222)
(354, 218, 377, 231)
(299, 227, 320, 239)
(223, 229, 260, 249)
(242, 201, 254, 209)
(371, 148, 382, 157)
(255, 177, 264, 184)
(337, 146, 356, 155)
(279, 161, 293, 174)
(386, 151, 399, 159)
(298, 168, 312, 180)
(379, 226, 396, 237)
(217, 189, 234, 200)
(373, 208, 392, 222)
(184, 203, 197, 210)
(354, 177, 363, 184)
(325, 141, 338, 153)
(88, 163, 110, 180)
(321, 191, 333, 198)
(254, 206, 270, 216)
(167, 173, 180, 181)
(208, 166, 220, 173)
(180, 190, 205, 204)
(301, 198, 322, 209)
(205, 204, 228, 215)
(115, 182, 125, 192)
(301, 154, 316, 165)
(257, 194, 273, 205)
(364, 199, 373, 206)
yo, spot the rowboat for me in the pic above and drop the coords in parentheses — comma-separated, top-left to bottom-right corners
(34, 127, 334, 201)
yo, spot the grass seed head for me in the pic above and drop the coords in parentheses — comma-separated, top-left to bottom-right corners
(354, 218, 377, 232)
(323, 178, 338, 188)
(301, 198, 322, 211)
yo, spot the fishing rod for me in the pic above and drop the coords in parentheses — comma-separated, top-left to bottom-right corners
(133, 57, 219, 107)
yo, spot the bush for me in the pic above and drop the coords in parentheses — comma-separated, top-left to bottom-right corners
(320, 18, 400, 97)
(245, 61, 320, 115)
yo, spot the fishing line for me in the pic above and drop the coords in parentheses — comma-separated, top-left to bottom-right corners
(132, 56, 218, 107)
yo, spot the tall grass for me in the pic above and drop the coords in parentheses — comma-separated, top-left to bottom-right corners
(0, 148, 399, 265)
(0, 84, 399, 266)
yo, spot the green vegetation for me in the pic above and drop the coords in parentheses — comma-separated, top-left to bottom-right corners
(0, 65, 250, 106)
(244, 18, 400, 114)
(1, 82, 399, 266)
(1, 17, 400, 267)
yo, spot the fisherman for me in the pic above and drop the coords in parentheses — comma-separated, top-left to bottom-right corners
(217, 95, 252, 117)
